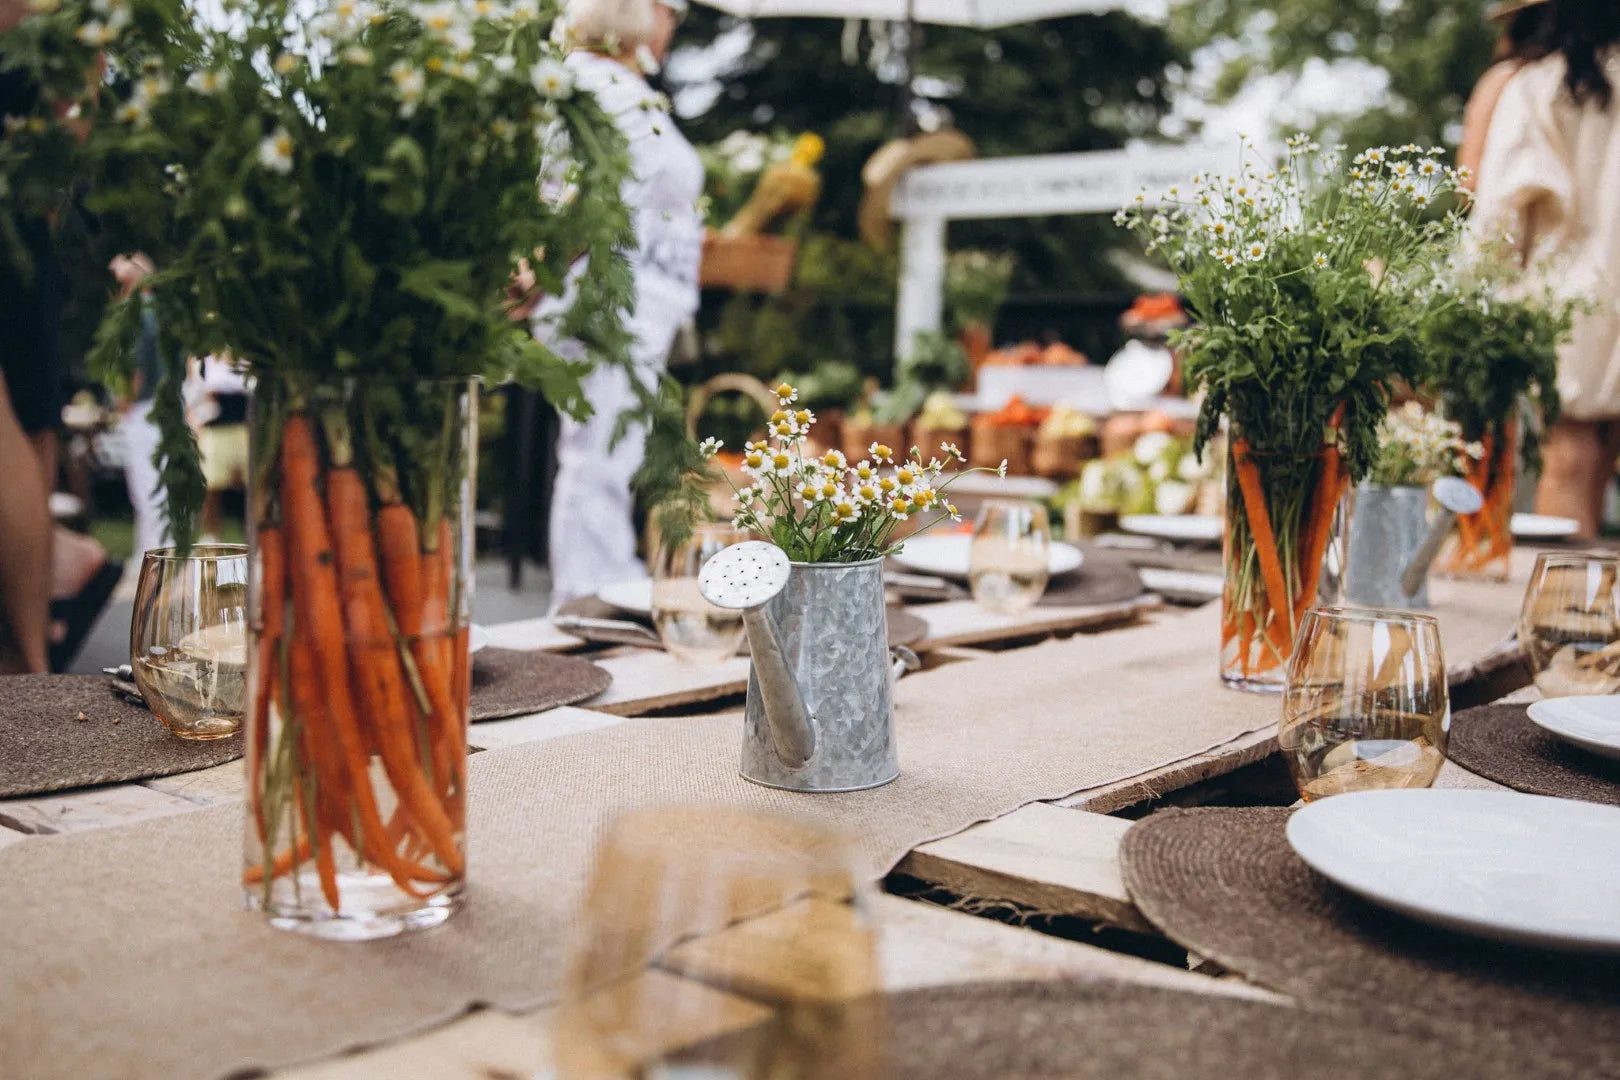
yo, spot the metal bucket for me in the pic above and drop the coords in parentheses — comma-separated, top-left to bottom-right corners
(1345, 484, 1431, 609)
(740, 557, 899, 792)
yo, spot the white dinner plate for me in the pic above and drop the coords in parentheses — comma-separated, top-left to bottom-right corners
(597, 579, 654, 616)
(1512, 513, 1581, 539)
(1287, 789, 1620, 953)
(467, 624, 491, 655)
(890, 534, 1084, 581)
(1119, 514, 1224, 545)
(1527, 696, 1620, 761)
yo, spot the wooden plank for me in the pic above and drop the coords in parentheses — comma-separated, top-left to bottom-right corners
(896, 804, 1152, 933)
(477, 617, 587, 653)
(468, 706, 625, 751)
(270, 970, 770, 1080)
(0, 783, 199, 835)
(914, 595, 1157, 650)
(664, 893, 1278, 1004)
(142, 760, 246, 806)
(586, 649, 751, 717)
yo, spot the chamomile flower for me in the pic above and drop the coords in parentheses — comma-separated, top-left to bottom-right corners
(257, 127, 295, 174)
(493, 54, 517, 75)
(530, 58, 575, 99)
(186, 69, 229, 94)
(819, 449, 847, 472)
(341, 44, 374, 66)
(75, 20, 116, 46)
(945, 502, 962, 522)
(273, 52, 299, 75)
(698, 437, 724, 458)
(774, 382, 798, 404)
(869, 443, 895, 463)
(889, 496, 913, 521)
(996, 460, 1009, 479)
(390, 62, 427, 116)
(893, 464, 918, 491)
(852, 459, 877, 483)
(1417, 158, 1440, 178)
(830, 500, 861, 525)
(853, 481, 881, 506)
(940, 442, 964, 462)
(1245, 241, 1266, 261)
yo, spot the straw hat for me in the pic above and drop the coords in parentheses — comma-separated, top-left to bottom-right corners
(1487, 0, 1549, 20)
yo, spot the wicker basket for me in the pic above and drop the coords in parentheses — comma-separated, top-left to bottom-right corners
(700, 231, 799, 294)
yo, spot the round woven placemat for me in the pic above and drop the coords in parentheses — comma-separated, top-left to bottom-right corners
(1038, 544, 1145, 608)
(0, 675, 243, 798)
(1120, 807, 1620, 1078)
(1448, 704, 1620, 806)
(469, 648, 613, 723)
(870, 979, 1547, 1080)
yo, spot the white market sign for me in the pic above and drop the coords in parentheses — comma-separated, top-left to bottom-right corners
(889, 143, 1235, 357)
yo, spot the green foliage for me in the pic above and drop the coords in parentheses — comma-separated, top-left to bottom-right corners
(4, 0, 636, 547)
(944, 250, 1015, 333)
(672, 10, 1184, 294)
(1419, 254, 1574, 475)
(1173, 0, 1496, 151)
(872, 330, 968, 426)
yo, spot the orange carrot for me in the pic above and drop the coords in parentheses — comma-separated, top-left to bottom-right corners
(1291, 405, 1346, 628)
(326, 465, 465, 876)
(414, 518, 465, 805)
(248, 526, 285, 843)
(243, 836, 310, 885)
(292, 763, 339, 912)
(1231, 439, 1293, 645)
(377, 502, 424, 636)
(281, 415, 443, 894)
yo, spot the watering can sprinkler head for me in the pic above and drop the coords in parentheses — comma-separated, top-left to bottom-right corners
(699, 542, 817, 769)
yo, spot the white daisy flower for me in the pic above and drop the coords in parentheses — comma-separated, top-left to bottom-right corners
(186, 69, 229, 94)
(492, 54, 517, 75)
(1312, 252, 1329, 269)
(852, 481, 881, 506)
(819, 449, 847, 472)
(888, 496, 913, 521)
(1245, 241, 1266, 261)
(257, 127, 295, 174)
(869, 443, 895, 463)
(530, 58, 575, 99)
(940, 442, 964, 462)
(75, 20, 116, 46)
(773, 382, 799, 404)
(996, 460, 1009, 479)
(390, 62, 426, 116)
(698, 437, 723, 458)
(830, 500, 861, 525)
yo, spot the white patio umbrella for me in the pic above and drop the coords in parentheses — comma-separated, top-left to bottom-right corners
(693, 0, 1167, 29)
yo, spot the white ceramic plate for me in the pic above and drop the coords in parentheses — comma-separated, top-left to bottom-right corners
(1527, 696, 1620, 761)
(467, 624, 491, 655)
(1512, 513, 1581, 539)
(597, 579, 654, 616)
(1119, 514, 1224, 545)
(1287, 789, 1620, 953)
(890, 534, 1084, 581)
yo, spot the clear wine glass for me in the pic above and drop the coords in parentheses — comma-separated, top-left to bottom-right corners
(553, 805, 883, 1080)
(968, 499, 1051, 614)
(652, 524, 750, 663)
(1519, 551, 1620, 697)
(130, 544, 250, 740)
(1280, 606, 1449, 802)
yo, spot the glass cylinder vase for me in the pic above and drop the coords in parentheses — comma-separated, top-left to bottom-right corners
(1221, 441, 1347, 692)
(1440, 420, 1515, 581)
(242, 375, 476, 940)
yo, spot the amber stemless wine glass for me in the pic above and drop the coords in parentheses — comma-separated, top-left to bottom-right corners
(652, 524, 750, 663)
(553, 805, 883, 1080)
(968, 499, 1051, 614)
(1518, 551, 1620, 698)
(130, 544, 250, 740)
(1280, 606, 1449, 802)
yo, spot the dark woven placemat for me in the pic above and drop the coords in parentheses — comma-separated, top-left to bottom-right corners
(469, 647, 613, 723)
(1120, 807, 1620, 1077)
(0, 675, 243, 798)
(871, 979, 1551, 1080)
(1449, 703, 1620, 806)
(1037, 544, 1145, 608)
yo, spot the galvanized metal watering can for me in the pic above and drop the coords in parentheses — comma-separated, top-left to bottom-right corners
(699, 542, 900, 793)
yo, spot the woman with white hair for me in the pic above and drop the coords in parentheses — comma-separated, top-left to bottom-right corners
(536, 0, 702, 607)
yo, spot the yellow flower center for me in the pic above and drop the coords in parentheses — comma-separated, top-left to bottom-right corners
(892, 499, 910, 515)
(771, 410, 788, 423)
(795, 410, 811, 424)
(820, 482, 837, 498)
(897, 469, 914, 485)
(745, 453, 764, 469)
(822, 452, 841, 468)
(770, 453, 790, 470)
(858, 485, 876, 501)
(775, 383, 794, 398)
(879, 477, 896, 492)
(425, 56, 445, 72)
(873, 445, 892, 460)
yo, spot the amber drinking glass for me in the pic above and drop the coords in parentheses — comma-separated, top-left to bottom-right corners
(1280, 606, 1448, 802)
(553, 806, 883, 1080)
(130, 544, 250, 740)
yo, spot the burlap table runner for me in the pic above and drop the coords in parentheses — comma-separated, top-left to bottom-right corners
(822, 979, 1550, 1080)
(0, 675, 243, 798)
(470, 648, 613, 722)
(1120, 808, 1620, 1079)
(0, 594, 1524, 1079)
(1447, 703, 1620, 806)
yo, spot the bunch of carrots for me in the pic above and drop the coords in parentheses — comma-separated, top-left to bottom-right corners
(1445, 423, 1515, 576)
(244, 385, 470, 913)
(1221, 405, 1349, 681)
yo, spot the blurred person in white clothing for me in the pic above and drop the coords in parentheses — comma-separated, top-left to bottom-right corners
(532, 0, 703, 608)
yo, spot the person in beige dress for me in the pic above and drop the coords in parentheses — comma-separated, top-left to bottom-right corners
(1458, 2, 1557, 190)
(1471, 1, 1620, 537)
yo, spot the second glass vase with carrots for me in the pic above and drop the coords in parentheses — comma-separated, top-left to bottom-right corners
(243, 376, 475, 940)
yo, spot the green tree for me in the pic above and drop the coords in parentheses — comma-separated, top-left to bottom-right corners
(1175, 0, 1496, 151)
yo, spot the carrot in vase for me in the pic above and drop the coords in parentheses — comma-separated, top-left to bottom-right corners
(321, 432, 465, 877)
(281, 414, 448, 893)
(414, 516, 466, 806)
(1231, 439, 1295, 652)
(247, 524, 285, 843)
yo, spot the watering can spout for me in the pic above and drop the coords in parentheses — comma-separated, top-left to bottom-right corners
(741, 608, 818, 768)
(698, 541, 818, 769)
